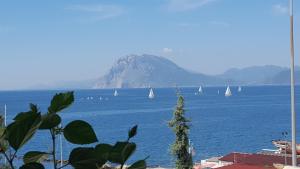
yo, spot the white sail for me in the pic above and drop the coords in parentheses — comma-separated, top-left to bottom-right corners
(225, 86, 232, 97)
(198, 86, 203, 93)
(149, 88, 155, 99)
(238, 86, 242, 92)
(114, 90, 118, 96)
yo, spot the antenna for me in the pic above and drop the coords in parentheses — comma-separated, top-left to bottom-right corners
(289, 0, 297, 166)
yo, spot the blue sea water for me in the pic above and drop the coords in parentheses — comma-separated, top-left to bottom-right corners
(0, 86, 299, 168)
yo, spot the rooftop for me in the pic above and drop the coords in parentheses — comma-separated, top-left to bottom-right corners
(219, 152, 300, 167)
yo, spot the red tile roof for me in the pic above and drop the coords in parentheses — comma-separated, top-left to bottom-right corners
(217, 164, 275, 169)
(220, 152, 300, 166)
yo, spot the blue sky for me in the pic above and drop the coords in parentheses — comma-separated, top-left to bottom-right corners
(0, 0, 299, 90)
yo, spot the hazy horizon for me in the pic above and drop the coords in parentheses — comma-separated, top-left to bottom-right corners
(0, 0, 299, 90)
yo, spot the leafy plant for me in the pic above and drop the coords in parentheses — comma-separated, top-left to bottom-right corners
(0, 92, 147, 169)
(169, 96, 193, 169)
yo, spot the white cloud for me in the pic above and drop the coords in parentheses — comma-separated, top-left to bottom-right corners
(272, 4, 288, 15)
(66, 4, 124, 21)
(166, 0, 217, 12)
(163, 48, 173, 54)
(210, 21, 230, 27)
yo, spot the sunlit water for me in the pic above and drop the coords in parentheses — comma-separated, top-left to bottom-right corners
(0, 86, 299, 168)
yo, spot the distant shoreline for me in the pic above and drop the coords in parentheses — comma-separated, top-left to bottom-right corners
(0, 84, 297, 92)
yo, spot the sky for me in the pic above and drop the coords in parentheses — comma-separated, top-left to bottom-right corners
(0, 0, 299, 90)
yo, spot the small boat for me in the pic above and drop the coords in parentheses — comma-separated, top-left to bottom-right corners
(195, 86, 203, 95)
(198, 86, 203, 94)
(149, 88, 155, 99)
(217, 90, 220, 95)
(238, 86, 242, 92)
(113, 90, 118, 96)
(225, 86, 232, 97)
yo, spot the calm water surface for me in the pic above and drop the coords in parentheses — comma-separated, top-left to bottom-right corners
(0, 86, 299, 167)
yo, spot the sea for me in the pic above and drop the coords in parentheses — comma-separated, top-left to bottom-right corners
(0, 86, 299, 168)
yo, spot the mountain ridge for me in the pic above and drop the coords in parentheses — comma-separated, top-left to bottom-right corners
(94, 54, 226, 88)
(94, 54, 298, 88)
(27, 54, 299, 90)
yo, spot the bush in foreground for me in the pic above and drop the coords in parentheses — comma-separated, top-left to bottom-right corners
(0, 92, 146, 169)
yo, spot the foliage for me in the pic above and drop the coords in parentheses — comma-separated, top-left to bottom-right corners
(0, 92, 146, 169)
(168, 96, 193, 169)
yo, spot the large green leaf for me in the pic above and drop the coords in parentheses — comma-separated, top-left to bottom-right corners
(39, 113, 61, 130)
(128, 125, 138, 140)
(23, 151, 49, 164)
(0, 126, 9, 152)
(69, 147, 99, 169)
(0, 138, 8, 152)
(48, 92, 74, 113)
(95, 143, 113, 161)
(63, 120, 98, 145)
(6, 111, 42, 151)
(108, 142, 136, 165)
(128, 160, 147, 169)
(20, 162, 45, 169)
(0, 127, 5, 138)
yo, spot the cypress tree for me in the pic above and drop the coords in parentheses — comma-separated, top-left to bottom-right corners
(169, 96, 193, 169)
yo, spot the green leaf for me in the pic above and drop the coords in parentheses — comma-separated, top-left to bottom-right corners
(48, 92, 74, 113)
(20, 162, 45, 169)
(108, 142, 136, 165)
(29, 104, 38, 113)
(14, 111, 35, 121)
(128, 125, 138, 140)
(0, 127, 6, 138)
(63, 120, 98, 145)
(95, 143, 113, 161)
(6, 111, 42, 151)
(69, 147, 98, 169)
(23, 151, 48, 164)
(128, 160, 147, 169)
(39, 114, 61, 130)
(0, 138, 9, 152)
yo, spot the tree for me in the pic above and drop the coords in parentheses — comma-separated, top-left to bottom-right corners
(169, 96, 193, 169)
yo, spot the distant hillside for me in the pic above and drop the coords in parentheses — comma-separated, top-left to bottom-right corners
(94, 54, 226, 88)
(218, 65, 287, 85)
(28, 54, 300, 89)
(267, 69, 300, 85)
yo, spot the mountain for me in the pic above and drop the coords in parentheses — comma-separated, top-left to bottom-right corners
(94, 54, 226, 88)
(267, 68, 300, 85)
(26, 54, 299, 90)
(218, 65, 288, 85)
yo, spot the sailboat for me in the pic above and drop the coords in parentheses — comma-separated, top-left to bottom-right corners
(149, 88, 155, 99)
(225, 86, 232, 97)
(195, 86, 203, 95)
(113, 89, 118, 96)
(198, 86, 203, 94)
(238, 86, 242, 92)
